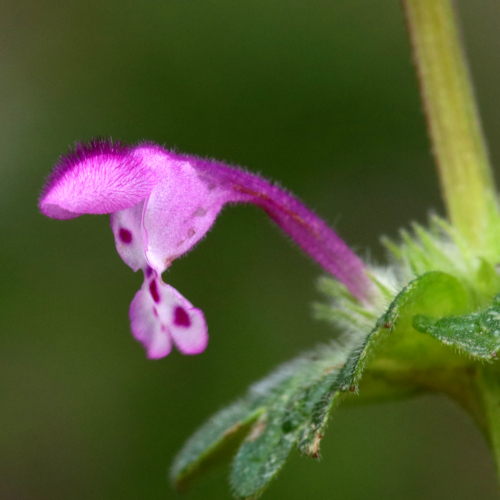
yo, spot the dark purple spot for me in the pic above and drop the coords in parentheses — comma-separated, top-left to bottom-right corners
(174, 306, 191, 327)
(119, 228, 132, 244)
(145, 266, 153, 278)
(149, 280, 160, 303)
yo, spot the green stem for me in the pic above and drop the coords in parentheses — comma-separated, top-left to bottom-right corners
(402, 0, 500, 252)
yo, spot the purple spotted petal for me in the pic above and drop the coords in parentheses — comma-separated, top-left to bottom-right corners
(167, 286, 209, 355)
(39, 139, 156, 219)
(129, 273, 208, 358)
(110, 201, 148, 272)
(40, 138, 374, 361)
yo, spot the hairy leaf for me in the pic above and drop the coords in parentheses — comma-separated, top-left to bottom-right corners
(414, 294, 500, 360)
(172, 271, 471, 499)
(171, 401, 262, 489)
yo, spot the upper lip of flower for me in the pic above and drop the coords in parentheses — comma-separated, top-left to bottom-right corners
(39, 139, 157, 220)
(39, 138, 374, 358)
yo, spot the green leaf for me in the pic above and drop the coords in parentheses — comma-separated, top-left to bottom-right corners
(171, 401, 263, 490)
(300, 271, 469, 456)
(229, 396, 298, 498)
(338, 271, 468, 388)
(172, 347, 348, 498)
(414, 294, 500, 360)
(230, 361, 351, 499)
(172, 271, 470, 499)
(475, 258, 500, 303)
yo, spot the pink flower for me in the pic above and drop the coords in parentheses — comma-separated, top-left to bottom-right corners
(40, 139, 371, 358)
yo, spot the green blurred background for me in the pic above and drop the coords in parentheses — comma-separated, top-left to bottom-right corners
(1, 0, 500, 498)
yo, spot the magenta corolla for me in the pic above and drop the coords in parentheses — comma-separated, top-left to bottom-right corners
(39, 139, 370, 359)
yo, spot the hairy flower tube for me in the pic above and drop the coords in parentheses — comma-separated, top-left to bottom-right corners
(39, 139, 372, 358)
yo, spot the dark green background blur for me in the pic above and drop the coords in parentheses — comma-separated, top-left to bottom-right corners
(1, 1, 500, 498)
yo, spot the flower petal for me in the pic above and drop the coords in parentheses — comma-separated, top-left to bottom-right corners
(167, 286, 209, 355)
(188, 157, 372, 303)
(110, 201, 148, 272)
(129, 272, 208, 358)
(136, 148, 224, 272)
(129, 275, 173, 359)
(135, 145, 372, 303)
(39, 139, 156, 218)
